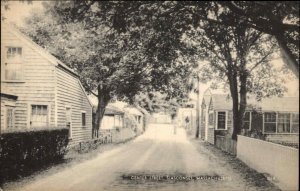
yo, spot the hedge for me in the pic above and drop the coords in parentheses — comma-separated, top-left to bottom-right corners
(0, 128, 69, 184)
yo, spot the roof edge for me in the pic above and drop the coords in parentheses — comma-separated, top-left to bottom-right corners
(0, 92, 18, 100)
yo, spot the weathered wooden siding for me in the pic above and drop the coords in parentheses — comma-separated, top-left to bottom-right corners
(1, 27, 56, 129)
(207, 104, 215, 144)
(200, 104, 206, 140)
(0, 96, 16, 130)
(56, 66, 92, 146)
(208, 98, 213, 111)
(0, 99, 5, 129)
(207, 128, 215, 144)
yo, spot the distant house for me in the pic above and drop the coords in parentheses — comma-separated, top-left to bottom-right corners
(1, 23, 93, 147)
(91, 100, 148, 132)
(92, 104, 125, 130)
(135, 105, 151, 131)
(91, 103, 146, 142)
(201, 88, 299, 145)
(200, 89, 236, 144)
(124, 106, 144, 133)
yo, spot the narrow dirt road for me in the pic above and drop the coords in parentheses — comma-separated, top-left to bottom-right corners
(4, 124, 278, 191)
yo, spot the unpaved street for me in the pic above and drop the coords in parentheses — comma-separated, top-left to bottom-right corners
(4, 124, 278, 191)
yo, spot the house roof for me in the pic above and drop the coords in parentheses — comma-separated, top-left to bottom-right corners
(210, 94, 233, 110)
(124, 107, 143, 116)
(258, 97, 299, 112)
(203, 88, 229, 106)
(0, 92, 18, 100)
(105, 105, 125, 115)
(207, 94, 299, 112)
(92, 103, 124, 115)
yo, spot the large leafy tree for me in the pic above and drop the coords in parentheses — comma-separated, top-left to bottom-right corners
(185, 19, 288, 140)
(219, 1, 299, 78)
(92, 1, 296, 140)
(134, 91, 187, 119)
(21, 1, 296, 140)
(22, 1, 194, 138)
(96, 1, 299, 77)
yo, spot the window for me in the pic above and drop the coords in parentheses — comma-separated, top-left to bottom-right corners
(216, 111, 226, 130)
(82, 112, 86, 127)
(277, 113, 290, 133)
(264, 112, 299, 134)
(6, 107, 14, 129)
(5, 47, 23, 80)
(264, 112, 276, 133)
(242, 112, 251, 129)
(291, 114, 299, 133)
(31, 105, 48, 127)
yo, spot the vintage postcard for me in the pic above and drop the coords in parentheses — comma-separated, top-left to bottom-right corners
(0, 1, 299, 191)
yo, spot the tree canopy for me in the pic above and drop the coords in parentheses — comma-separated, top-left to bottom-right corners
(22, 1, 195, 137)
(219, 1, 299, 77)
(185, 18, 288, 139)
(20, 1, 298, 140)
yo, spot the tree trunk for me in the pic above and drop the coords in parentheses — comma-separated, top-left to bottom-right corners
(231, 89, 240, 140)
(237, 69, 248, 139)
(195, 76, 200, 138)
(92, 86, 111, 139)
(228, 67, 240, 141)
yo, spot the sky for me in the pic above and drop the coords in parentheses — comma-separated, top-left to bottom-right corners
(2, 1, 299, 99)
(2, 1, 44, 27)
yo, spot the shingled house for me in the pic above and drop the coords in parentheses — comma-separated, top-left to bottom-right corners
(1, 23, 93, 147)
(201, 88, 299, 145)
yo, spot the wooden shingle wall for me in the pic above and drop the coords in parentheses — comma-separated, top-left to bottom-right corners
(1, 27, 56, 129)
(56, 66, 92, 146)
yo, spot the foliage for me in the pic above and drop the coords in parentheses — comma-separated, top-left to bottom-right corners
(184, 16, 287, 139)
(20, 1, 297, 140)
(95, 1, 299, 77)
(22, 1, 194, 100)
(123, 112, 138, 129)
(90, 1, 295, 139)
(218, 1, 299, 77)
(0, 128, 69, 184)
(22, 1, 195, 137)
(134, 91, 184, 118)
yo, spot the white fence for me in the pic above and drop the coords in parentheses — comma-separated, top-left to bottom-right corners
(237, 135, 299, 190)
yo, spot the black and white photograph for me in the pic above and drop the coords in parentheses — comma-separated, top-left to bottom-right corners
(0, 1, 299, 191)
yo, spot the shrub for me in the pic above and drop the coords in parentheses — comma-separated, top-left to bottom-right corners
(0, 128, 69, 184)
(242, 129, 266, 140)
